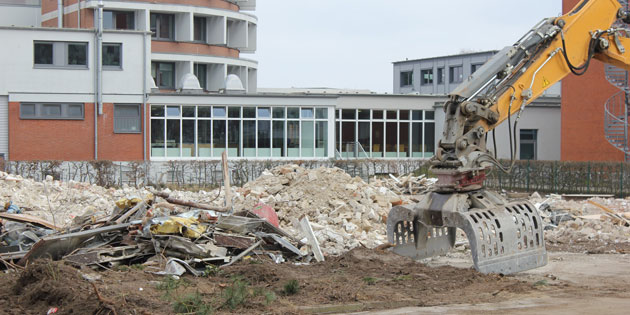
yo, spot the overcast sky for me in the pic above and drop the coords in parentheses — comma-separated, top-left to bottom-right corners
(253, 0, 563, 93)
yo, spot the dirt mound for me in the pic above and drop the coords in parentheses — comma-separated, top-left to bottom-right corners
(7, 260, 100, 314)
(224, 247, 534, 307)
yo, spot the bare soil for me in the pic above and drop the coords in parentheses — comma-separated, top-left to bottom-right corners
(1, 244, 628, 314)
(0, 248, 537, 315)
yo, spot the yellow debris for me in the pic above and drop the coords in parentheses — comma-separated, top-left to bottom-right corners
(150, 217, 207, 239)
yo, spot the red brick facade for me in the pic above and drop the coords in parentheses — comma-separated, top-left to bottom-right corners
(561, 0, 625, 161)
(9, 102, 146, 161)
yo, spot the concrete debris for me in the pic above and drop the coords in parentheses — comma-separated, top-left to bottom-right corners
(530, 192, 630, 246)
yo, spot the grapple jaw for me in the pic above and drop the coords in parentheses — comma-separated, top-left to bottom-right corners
(387, 190, 547, 274)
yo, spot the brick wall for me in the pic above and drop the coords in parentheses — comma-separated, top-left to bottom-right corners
(561, 0, 625, 161)
(9, 102, 145, 161)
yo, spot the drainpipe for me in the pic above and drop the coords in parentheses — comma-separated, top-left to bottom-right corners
(57, 0, 63, 28)
(142, 32, 148, 161)
(77, 0, 81, 28)
(94, 0, 104, 160)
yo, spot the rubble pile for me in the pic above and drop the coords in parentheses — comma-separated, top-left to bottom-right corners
(371, 173, 438, 195)
(529, 193, 630, 246)
(231, 165, 410, 254)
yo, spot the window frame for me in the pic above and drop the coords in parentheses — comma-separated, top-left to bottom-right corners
(420, 69, 433, 86)
(519, 129, 538, 160)
(19, 103, 84, 120)
(103, 10, 135, 30)
(449, 65, 463, 84)
(193, 16, 207, 42)
(471, 63, 483, 74)
(103, 42, 122, 70)
(400, 70, 413, 87)
(33, 41, 89, 69)
(150, 13, 175, 40)
(114, 104, 142, 134)
(151, 61, 176, 89)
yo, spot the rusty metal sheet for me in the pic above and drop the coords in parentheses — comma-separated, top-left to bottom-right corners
(0, 213, 60, 230)
(213, 232, 256, 249)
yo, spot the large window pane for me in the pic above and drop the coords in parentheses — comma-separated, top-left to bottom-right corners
(34, 42, 53, 65)
(151, 105, 164, 117)
(386, 122, 397, 157)
(213, 120, 226, 157)
(228, 120, 240, 157)
(399, 122, 409, 157)
(258, 107, 271, 118)
(315, 108, 327, 119)
(372, 122, 383, 157)
(287, 107, 299, 119)
(182, 120, 195, 157)
(103, 43, 121, 67)
(151, 119, 165, 157)
(213, 106, 226, 117)
(316, 121, 327, 157)
(424, 122, 435, 157)
(273, 107, 285, 118)
(182, 106, 195, 117)
(301, 121, 314, 157)
(198, 120, 211, 157)
(301, 108, 313, 119)
(166, 119, 180, 157)
(67, 43, 87, 65)
(373, 110, 383, 119)
(358, 122, 370, 157)
(287, 121, 299, 157)
(194, 63, 207, 90)
(426, 110, 435, 120)
(193, 16, 206, 42)
(243, 107, 255, 118)
(358, 109, 370, 120)
(198, 107, 211, 118)
(167, 106, 180, 117)
(412, 110, 423, 120)
(400, 110, 410, 120)
(387, 110, 397, 120)
(258, 120, 271, 156)
(342, 109, 356, 120)
(228, 106, 240, 118)
(243, 121, 256, 157)
(273, 121, 284, 157)
(412, 122, 423, 157)
(341, 122, 355, 158)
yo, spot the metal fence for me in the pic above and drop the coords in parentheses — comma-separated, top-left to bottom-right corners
(485, 160, 630, 197)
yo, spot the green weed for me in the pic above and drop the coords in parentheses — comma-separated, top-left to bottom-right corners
(283, 279, 300, 295)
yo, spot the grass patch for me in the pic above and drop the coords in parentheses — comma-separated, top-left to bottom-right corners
(362, 277, 377, 285)
(283, 279, 300, 296)
(202, 265, 222, 277)
(221, 276, 276, 309)
(173, 292, 213, 315)
(533, 280, 549, 287)
(393, 275, 412, 282)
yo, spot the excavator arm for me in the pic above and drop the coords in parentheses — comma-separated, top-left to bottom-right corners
(387, 0, 630, 274)
(434, 0, 630, 191)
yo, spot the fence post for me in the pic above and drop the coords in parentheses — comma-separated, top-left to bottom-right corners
(587, 161, 591, 194)
(621, 162, 624, 198)
(526, 160, 530, 192)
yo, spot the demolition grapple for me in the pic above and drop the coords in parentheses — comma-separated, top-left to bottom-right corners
(386, 188, 547, 274)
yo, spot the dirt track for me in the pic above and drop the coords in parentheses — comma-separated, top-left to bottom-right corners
(0, 246, 628, 314)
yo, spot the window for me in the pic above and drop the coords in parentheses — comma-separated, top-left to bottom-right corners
(103, 43, 122, 68)
(103, 10, 135, 30)
(471, 63, 483, 74)
(34, 42, 53, 65)
(151, 62, 175, 89)
(520, 129, 538, 160)
(421, 69, 433, 85)
(449, 65, 463, 83)
(34, 41, 88, 68)
(114, 104, 141, 133)
(150, 13, 174, 40)
(194, 63, 207, 90)
(194, 16, 206, 42)
(20, 103, 84, 120)
(437, 67, 445, 84)
(400, 71, 413, 87)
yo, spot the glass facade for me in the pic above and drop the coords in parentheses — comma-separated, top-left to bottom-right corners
(335, 109, 435, 158)
(150, 105, 436, 159)
(151, 105, 329, 158)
